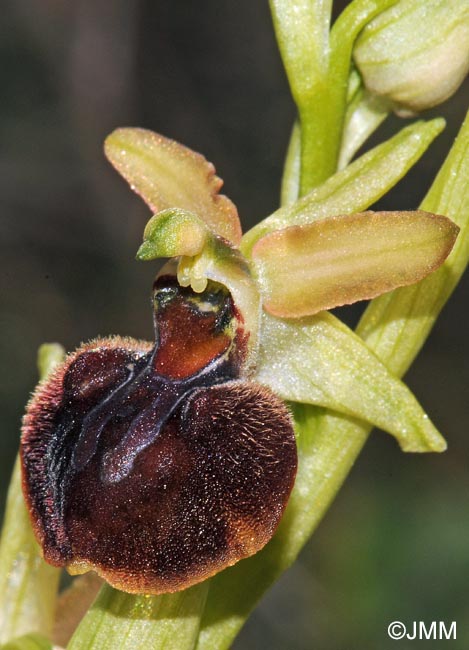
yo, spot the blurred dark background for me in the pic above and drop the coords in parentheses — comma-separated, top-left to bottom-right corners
(1, 1, 468, 648)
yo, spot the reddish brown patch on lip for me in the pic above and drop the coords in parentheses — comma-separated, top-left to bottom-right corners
(152, 298, 231, 379)
(151, 274, 248, 381)
(20, 278, 297, 594)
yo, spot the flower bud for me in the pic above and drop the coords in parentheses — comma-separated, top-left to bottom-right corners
(353, 0, 469, 114)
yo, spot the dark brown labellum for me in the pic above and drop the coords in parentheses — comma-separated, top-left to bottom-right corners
(21, 275, 297, 594)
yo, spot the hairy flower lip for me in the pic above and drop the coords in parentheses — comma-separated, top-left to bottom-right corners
(20, 279, 297, 595)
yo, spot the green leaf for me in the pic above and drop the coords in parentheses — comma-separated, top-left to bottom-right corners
(257, 310, 446, 452)
(136, 209, 209, 261)
(105, 128, 242, 245)
(0, 634, 52, 650)
(0, 345, 65, 645)
(195, 107, 469, 650)
(280, 79, 389, 204)
(67, 583, 208, 650)
(242, 118, 445, 255)
(252, 210, 458, 317)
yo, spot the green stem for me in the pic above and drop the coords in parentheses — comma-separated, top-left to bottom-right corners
(269, 0, 332, 193)
(0, 345, 65, 645)
(298, 0, 397, 193)
(319, 0, 396, 177)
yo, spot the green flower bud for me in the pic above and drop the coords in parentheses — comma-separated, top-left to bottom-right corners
(354, 0, 469, 114)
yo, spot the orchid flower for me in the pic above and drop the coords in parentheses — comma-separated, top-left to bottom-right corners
(15, 124, 458, 601)
(1, 1, 468, 648)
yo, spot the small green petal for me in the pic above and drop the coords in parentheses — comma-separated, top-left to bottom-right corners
(105, 128, 242, 245)
(252, 210, 458, 318)
(257, 311, 446, 452)
(242, 118, 445, 254)
(136, 209, 209, 261)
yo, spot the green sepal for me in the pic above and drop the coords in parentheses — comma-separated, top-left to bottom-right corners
(257, 311, 446, 452)
(242, 118, 445, 255)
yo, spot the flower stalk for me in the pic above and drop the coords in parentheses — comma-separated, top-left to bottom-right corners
(270, 0, 398, 193)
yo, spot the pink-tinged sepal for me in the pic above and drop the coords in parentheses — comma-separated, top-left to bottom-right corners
(105, 128, 242, 245)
